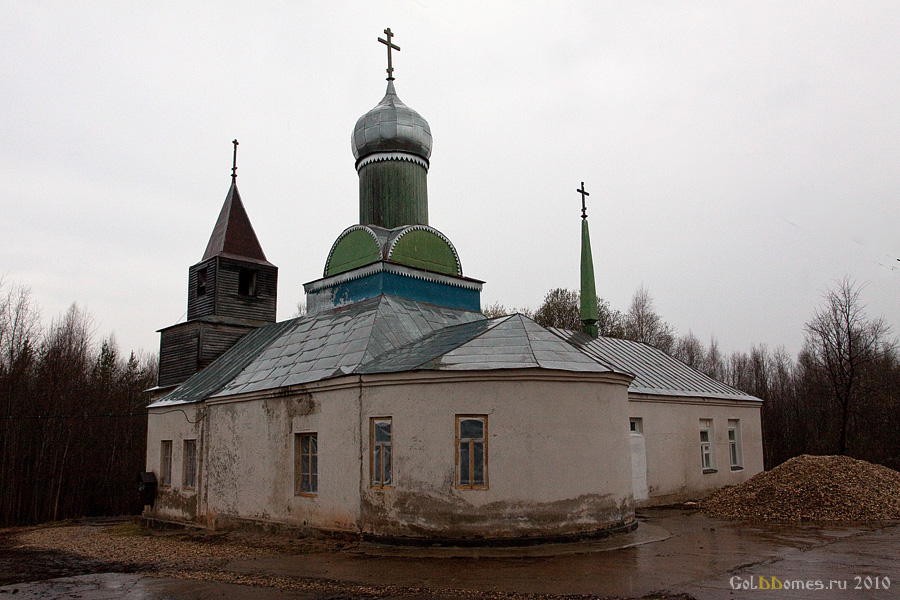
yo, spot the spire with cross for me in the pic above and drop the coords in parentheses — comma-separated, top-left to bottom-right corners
(578, 181, 599, 337)
(231, 139, 239, 181)
(378, 27, 400, 81)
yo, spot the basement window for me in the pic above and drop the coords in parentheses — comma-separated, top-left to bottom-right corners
(160, 440, 173, 487)
(456, 415, 487, 489)
(700, 419, 717, 473)
(728, 419, 743, 471)
(371, 418, 393, 489)
(295, 433, 317, 496)
(238, 268, 257, 297)
(183, 439, 197, 490)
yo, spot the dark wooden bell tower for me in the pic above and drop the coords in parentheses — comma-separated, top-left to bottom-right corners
(156, 146, 277, 389)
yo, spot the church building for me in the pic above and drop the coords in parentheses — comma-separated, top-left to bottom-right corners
(145, 30, 763, 543)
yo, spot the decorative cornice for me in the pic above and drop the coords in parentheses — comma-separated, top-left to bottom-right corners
(355, 151, 429, 172)
(304, 260, 483, 293)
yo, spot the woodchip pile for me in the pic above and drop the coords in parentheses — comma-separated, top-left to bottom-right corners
(701, 454, 900, 521)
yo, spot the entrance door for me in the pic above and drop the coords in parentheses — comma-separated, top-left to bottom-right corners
(629, 418, 649, 502)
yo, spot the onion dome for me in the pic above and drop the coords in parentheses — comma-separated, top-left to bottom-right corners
(351, 81, 432, 170)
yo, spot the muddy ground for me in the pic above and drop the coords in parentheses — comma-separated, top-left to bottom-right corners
(0, 517, 687, 600)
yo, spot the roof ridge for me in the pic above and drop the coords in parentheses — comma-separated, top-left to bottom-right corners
(358, 314, 506, 372)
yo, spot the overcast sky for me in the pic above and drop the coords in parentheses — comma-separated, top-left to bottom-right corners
(3, 1, 899, 359)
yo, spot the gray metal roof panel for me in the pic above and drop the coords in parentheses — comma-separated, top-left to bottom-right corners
(551, 328, 759, 401)
(148, 318, 297, 408)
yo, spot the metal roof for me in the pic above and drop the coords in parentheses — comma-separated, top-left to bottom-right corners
(148, 318, 296, 408)
(359, 314, 614, 373)
(201, 181, 271, 264)
(352, 80, 432, 165)
(551, 329, 759, 402)
(149, 299, 624, 408)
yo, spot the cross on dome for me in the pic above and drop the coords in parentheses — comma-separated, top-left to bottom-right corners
(378, 27, 400, 81)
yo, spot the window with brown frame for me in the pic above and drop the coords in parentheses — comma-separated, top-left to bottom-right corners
(370, 417, 392, 488)
(295, 433, 317, 496)
(160, 440, 173, 487)
(183, 439, 197, 490)
(456, 415, 487, 489)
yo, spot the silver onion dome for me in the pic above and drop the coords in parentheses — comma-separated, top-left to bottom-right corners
(351, 81, 432, 165)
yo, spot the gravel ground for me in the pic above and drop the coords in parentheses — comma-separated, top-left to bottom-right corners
(1, 518, 688, 600)
(701, 454, 900, 521)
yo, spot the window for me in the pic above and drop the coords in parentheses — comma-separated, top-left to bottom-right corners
(197, 268, 207, 297)
(728, 419, 743, 470)
(183, 439, 197, 489)
(295, 433, 317, 496)
(238, 268, 257, 297)
(700, 419, 716, 473)
(371, 418, 392, 488)
(456, 416, 487, 489)
(160, 440, 173, 486)
(630, 417, 643, 434)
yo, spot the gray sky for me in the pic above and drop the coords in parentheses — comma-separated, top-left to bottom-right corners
(3, 1, 899, 358)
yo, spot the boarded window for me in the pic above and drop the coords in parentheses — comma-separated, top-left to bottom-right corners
(183, 439, 197, 489)
(295, 433, 317, 496)
(160, 440, 173, 486)
(238, 268, 257, 297)
(371, 418, 392, 488)
(456, 416, 487, 489)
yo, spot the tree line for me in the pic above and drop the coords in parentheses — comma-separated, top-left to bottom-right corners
(487, 278, 900, 471)
(0, 279, 157, 526)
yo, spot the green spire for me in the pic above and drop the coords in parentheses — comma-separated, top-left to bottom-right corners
(578, 182, 599, 338)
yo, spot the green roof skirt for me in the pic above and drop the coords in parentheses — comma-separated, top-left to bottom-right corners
(580, 218, 599, 338)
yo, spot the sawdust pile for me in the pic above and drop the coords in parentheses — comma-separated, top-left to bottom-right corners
(702, 454, 900, 521)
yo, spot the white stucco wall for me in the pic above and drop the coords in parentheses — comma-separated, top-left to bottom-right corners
(628, 395, 763, 506)
(358, 370, 635, 539)
(202, 386, 362, 532)
(145, 404, 205, 521)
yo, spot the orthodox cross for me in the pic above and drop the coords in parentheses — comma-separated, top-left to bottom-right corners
(231, 139, 239, 181)
(577, 181, 590, 219)
(378, 27, 400, 80)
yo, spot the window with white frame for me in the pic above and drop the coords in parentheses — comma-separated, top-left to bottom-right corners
(456, 415, 487, 489)
(630, 417, 643, 434)
(160, 440, 173, 487)
(371, 417, 392, 488)
(295, 433, 317, 496)
(728, 419, 743, 470)
(183, 439, 197, 490)
(700, 419, 716, 472)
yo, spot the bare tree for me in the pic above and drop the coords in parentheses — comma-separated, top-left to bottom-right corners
(673, 330, 704, 369)
(482, 301, 509, 318)
(533, 288, 581, 330)
(803, 277, 894, 455)
(598, 299, 626, 338)
(623, 285, 675, 352)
